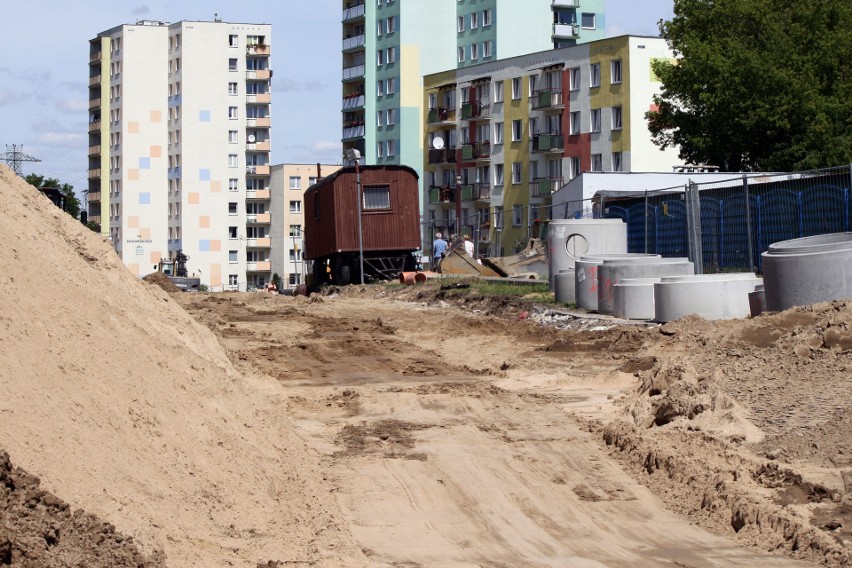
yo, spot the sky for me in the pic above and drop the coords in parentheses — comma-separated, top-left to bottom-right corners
(0, 0, 673, 197)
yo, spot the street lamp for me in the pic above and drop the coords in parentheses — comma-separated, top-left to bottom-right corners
(344, 148, 365, 284)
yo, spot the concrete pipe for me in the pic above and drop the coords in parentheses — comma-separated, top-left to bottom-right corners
(548, 219, 627, 289)
(597, 257, 694, 315)
(555, 269, 576, 304)
(575, 253, 660, 311)
(761, 233, 852, 312)
(612, 278, 661, 320)
(654, 274, 763, 322)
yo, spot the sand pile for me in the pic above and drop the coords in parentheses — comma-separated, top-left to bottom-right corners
(0, 165, 365, 567)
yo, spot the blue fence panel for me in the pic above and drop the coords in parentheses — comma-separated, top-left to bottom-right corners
(801, 185, 847, 237)
(756, 189, 800, 253)
(656, 199, 688, 257)
(699, 196, 722, 269)
(626, 203, 649, 253)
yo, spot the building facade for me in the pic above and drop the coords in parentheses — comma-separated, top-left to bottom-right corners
(341, 0, 606, 174)
(87, 19, 273, 291)
(422, 35, 679, 258)
(269, 163, 342, 289)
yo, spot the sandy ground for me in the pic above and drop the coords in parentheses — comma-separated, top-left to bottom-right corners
(2, 163, 851, 567)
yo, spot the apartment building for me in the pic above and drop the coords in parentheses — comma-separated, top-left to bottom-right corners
(269, 163, 342, 289)
(341, 0, 606, 175)
(422, 35, 679, 257)
(87, 19, 273, 291)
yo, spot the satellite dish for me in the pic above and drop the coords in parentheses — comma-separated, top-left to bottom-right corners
(432, 136, 444, 150)
(247, 134, 256, 143)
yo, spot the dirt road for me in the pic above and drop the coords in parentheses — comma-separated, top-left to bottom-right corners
(175, 287, 830, 567)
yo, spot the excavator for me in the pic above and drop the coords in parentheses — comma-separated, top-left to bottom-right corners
(156, 249, 201, 291)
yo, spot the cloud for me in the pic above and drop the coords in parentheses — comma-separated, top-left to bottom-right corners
(132, 5, 151, 16)
(312, 141, 341, 153)
(56, 98, 89, 114)
(37, 132, 86, 148)
(275, 78, 327, 92)
(0, 88, 28, 106)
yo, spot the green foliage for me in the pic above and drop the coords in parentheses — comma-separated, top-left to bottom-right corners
(648, 0, 852, 171)
(24, 173, 82, 220)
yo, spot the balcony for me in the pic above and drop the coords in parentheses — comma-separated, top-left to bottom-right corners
(461, 141, 491, 161)
(427, 107, 457, 125)
(247, 140, 271, 152)
(88, 75, 101, 87)
(89, 51, 102, 64)
(531, 89, 564, 111)
(343, 34, 365, 51)
(472, 183, 491, 201)
(553, 23, 580, 39)
(342, 94, 365, 110)
(429, 185, 458, 205)
(247, 93, 271, 104)
(87, 191, 101, 203)
(247, 261, 271, 272)
(247, 117, 271, 127)
(88, 120, 101, 133)
(461, 99, 491, 121)
(246, 189, 271, 200)
(246, 44, 270, 56)
(342, 2, 365, 22)
(246, 69, 271, 80)
(246, 237, 272, 248)
(88, 145, 101, 156)
(342, 64, 366, 81)
(530, 177, 563, 197)
(532, 133, 565, 153)
(87, 168, 101, 178)
(89, 97, 101, 110)
(343, 124, 365, 140)
(247, 213, 271, 223)
(246, 165, 270, 176)
(427, 147, 457, 165)
(552, 0, 580, 7)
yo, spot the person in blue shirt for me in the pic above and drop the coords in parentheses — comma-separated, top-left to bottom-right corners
(432, 232, 448, 271)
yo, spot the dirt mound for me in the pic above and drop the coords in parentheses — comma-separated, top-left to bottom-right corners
(142, 270, 181, 293)
(0, 450, 161, 567)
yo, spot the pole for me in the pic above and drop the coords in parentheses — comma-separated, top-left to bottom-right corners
(355, 159, 365, 284)
(743, 174, 755, 273)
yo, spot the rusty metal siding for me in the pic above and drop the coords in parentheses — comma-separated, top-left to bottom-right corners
(303, 166, 421, 260)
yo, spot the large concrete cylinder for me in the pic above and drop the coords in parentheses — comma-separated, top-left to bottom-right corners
(613, 278, 660, 320)
(548, 219, 627, 289)
(762, 233, 852, 312)
(597, 257, 694, 315)
(575, 253, 660, 311)
(555, 269, 575, 304)
(654, 274, 763, 322)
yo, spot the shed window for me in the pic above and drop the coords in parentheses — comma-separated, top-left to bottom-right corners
(363, 185, 391, 210)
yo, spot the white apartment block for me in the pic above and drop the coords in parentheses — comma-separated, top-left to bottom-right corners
(269, 163, 342, 289)
(87, 19, 273, 291)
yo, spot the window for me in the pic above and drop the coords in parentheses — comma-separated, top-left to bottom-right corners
(457, 15, 465, 32)
(229, 250, 238, 263)
(228, 58, 238, 71)
(377, 50, 385, 65)
(386, 77, 395, 94)
(229, 178, 238, 191)
(591, 108, 601, 132)
(569, 67, 581, 91)
(493, 80, 503, 103)
(612, 152, 623, 172)
(512, 204, 523, 227)
(470, 43, 478, 60)
(386, 16, 396, 33)
(228, 202, 238, 215)
(387, 46, 396, 63)
(228, 130, 238, 143)
(482, 9, 492, 26)
(590, 63, 601, 88)
(570, 156, 581, 179)
(376, 80, 384, 96)
(228, 275, 239, 288)
(376, 110, 384, 127)
(289, 224, 301, 237)
(229, 226, 238, 239)
(386, 139, 396, 156)
(570, 111, 581, 135)
(228, 82, 237, 95)
(591, 154, 603, 172)
(289, 176, 301, 190)
(511, 78, 521, 100)
(458, 47, 465, 63)
(612, 106, 623, 130)
(386, 108, 396, 125)
(377, 18, 384, 35)
(512, 162, 522, 184)
(493, 122, 503, 144)
(482, 40, 492, 58)
(363, 185, 391, 209)
(581, 12, 596, 29)
(228, 154, 238, 167)
(309, 177, 318, 186)
(228, 106, 238, 119)
(229, 34, 238, 47)
(511, 119, 522, 141)
(494, 163, 504, 185)
(289, 200, 302, 213)
(611, 59, 622, 84)
(377, 140, 384, 158)
(470, 12, 478, 29)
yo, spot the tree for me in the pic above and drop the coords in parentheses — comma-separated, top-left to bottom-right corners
(647, 0, 852, 171)
(24, 173, 82, 220)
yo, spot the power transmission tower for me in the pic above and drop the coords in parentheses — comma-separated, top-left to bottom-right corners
(3, 144, 41, 177)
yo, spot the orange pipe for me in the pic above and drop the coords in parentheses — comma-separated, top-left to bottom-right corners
(399, 271, 427, 285)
